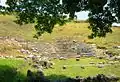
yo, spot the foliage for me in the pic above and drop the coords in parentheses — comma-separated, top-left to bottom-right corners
(0, 0, 120, 38)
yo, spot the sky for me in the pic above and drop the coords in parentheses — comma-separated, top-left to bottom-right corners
(75, 11, 89, 20)
(0, 0, 6, 6)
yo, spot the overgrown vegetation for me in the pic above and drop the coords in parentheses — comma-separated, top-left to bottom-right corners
(0, 15, 120, 81)
(0, 15, 120, 55)
(0, 15, 120, 45)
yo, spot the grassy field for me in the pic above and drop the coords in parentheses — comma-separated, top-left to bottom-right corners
(0, 58, 38, 82)
(0, 15, 120, 81)
(44, 57, 120, 81)
(0, 15, 36, 41)
(0, 58, 120, 82)
(1, 15, 120, 56)
(0, 15, 120, 47)
(0, 59, 25, 82)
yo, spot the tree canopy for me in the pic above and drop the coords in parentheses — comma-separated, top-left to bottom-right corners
(0, 0, 120, 38)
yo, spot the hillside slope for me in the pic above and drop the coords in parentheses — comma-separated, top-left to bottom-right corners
(0, 15, 120, 47)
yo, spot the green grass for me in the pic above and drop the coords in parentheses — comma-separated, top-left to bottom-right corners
(0, 58, 24, 66)
(0, 58, 38, 82)
(0, 15, 120, 81)
(0, 57, 120, 82)
(0, 59, 25, 82)
(44, 57, 120, 81)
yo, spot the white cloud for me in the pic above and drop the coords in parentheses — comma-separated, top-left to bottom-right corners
(0, 0, 6, 6)
(75, 11, 89, 20)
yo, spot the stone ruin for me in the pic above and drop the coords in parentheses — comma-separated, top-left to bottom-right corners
(1, 36, 114, 60)
(55, 37, 97, 58)
(24, 55, 54, 71)
(26, 70, 50, 82)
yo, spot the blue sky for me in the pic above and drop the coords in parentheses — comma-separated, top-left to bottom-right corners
(75, 11, 89, 20)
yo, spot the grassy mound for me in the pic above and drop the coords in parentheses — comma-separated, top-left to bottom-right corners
(0, 15, 120, 47)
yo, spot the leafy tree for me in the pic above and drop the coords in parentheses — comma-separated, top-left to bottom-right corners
(0, 0, 120, 38)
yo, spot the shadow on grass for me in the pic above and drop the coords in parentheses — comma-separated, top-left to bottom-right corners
(0, 65, 119, 82)
(46, 74, 71, 82)
(0, 65, 25, 82)
(0, 65, 69, 82)
(46, 74, 120, 82)
(0, 65, 70, 82)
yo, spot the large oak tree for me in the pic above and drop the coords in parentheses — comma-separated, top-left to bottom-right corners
(0, 0, 120, 38)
